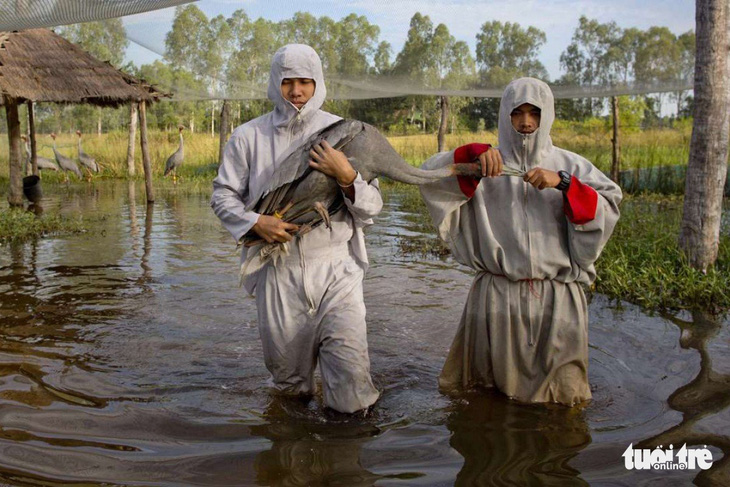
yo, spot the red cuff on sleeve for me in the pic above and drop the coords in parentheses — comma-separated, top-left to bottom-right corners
(563, 176, 598, 225)
(453, 143, 491, 198)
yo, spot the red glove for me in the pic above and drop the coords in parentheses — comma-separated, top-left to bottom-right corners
(453, 143, 491, 198)
(563, 176, 598, 224)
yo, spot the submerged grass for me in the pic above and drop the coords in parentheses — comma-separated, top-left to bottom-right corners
(0, 208, 90, 242)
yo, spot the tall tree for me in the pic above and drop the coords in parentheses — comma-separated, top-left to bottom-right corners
(165, 5, 209, 74)
(679, 0, 729, 272)
(468, 20, 545, 129)
(675, 30, 696, 115)
(372, 41, 392, 75)
(475, 20, 547, 86)
(58, 19, 129, 67)
(559, 16, 621, 117)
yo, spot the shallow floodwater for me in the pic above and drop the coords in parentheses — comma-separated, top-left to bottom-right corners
(0, 181, 728, 486)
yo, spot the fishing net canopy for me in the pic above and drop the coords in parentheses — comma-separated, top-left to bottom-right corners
(0, 0, 695, 103)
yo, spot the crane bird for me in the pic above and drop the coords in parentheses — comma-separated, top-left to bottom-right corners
(50, 133, 82, 182)
(20, 135, 59, 174)
(76, 130, 99, 180)
(164, 125, 184, 185)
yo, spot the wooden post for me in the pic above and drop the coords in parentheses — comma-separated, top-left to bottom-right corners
(218, 100, 231, 166)
(27, 100, 38, 176)
(611, 96, 621, 182)
(138, 100, 155, 203)
(97, 107, 102, 137)
(437, 95, 449, 153)
(5, 96, 23, 207)
(127, 102, 138, 177)
(211, 100, 216, 137)
(679, 0, 730, 271)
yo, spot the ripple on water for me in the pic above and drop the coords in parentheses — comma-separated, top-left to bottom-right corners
(0, 182, 727, 485)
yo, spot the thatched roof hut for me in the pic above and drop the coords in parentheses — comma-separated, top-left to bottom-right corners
(0, 28, 163, 106)
(1, 28, 167, 206)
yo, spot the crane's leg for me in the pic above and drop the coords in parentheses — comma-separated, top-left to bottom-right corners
(313, 201, 331, 229)
(173, 167, 177, 185)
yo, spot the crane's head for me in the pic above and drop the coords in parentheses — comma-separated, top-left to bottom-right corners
(178, 125, 185, 132)
(76, 130, 82, 136)
(50, 133, 57, 140)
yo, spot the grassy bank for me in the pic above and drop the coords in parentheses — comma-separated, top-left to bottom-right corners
(596, 195, 730, 312)
(0, 208, 89, 243)
(380, 182, 730, 313)
(0, 126, 695, 183)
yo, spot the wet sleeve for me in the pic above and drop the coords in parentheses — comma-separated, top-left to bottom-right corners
(453, 143, 490, 198)
(210, 135, 260, 243)
(565, 163, 622, 274)
(419, 150, 472, 243)
(343, 173, 383, 224)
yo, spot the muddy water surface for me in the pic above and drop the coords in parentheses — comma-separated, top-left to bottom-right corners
(0, 182, 728, 486)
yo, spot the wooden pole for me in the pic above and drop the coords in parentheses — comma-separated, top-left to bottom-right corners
(610, 95, 621, 183)
(127, 102, 138, 177)
(218, 100, 231, 166)
(27, 100, 38, 176)
(138, 100, 155, 203)
(5, 96, 23, 207)
(437, 95, 449, 153)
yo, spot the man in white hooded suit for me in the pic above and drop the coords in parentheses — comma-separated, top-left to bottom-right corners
(420, 78, 622, 406)
(211, 44, 381, 414)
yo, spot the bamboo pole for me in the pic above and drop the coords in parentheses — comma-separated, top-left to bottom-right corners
(138, 100, 155, 203)
(127, 102, 138, 177)
(27, 100, 38, 176)
(611, 95, 621, 183)
(5, 95, 23, 207)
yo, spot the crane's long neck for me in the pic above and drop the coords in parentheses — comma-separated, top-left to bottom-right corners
(77, 137, 82, 152)
(179, 132, 184, 150)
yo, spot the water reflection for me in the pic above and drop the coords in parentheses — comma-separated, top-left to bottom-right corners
(639, 311, 730, 485)
(446, 392, 590, 486)
(0, 182, 728, 485)
(251, 398, 382, 486)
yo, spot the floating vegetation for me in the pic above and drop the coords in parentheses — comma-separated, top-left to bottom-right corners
(0, 208, 89, 242)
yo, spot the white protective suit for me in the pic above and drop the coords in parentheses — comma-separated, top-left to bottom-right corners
(211, 44, 381, 413)
(420, 78, 622, 406)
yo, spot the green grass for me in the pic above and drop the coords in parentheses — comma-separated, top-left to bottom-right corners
(595, 195, 730, 313)
(0, 208, 90, 242)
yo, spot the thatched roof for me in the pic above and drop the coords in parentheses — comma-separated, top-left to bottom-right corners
(0, 28, 167, 107)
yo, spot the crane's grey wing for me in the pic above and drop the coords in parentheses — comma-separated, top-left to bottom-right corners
(249, 119, 364, 211)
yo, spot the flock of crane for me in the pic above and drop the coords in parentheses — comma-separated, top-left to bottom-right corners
(20, 126, 185, 184)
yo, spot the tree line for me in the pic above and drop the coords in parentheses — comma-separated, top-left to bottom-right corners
(3, 7, 695, 137)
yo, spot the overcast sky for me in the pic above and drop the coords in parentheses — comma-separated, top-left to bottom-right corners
(123, 0, 695, 80)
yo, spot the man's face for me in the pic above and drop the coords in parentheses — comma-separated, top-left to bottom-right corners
(510, 103, 541, 134)
(280, 78, 315, 109)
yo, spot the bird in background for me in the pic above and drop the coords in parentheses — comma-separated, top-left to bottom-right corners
(164, 125, 184, 185)
(50, 133, 82, 183)
(76, 130, 100, 181)
(20, 134, 59, 175)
